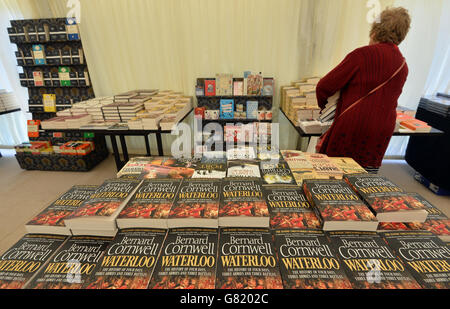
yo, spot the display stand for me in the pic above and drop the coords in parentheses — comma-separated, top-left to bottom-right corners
(8, 18, 105, 171)
(39, 108, 193, 171)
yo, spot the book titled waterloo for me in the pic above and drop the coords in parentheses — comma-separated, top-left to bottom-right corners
(148, 228, 218, 289)
(344, 174, 428, 222)
(26, 185, 98, 235)
(26, 235, 112, 289)
(274, 230, 352, 289)
(219, 178, 269, 227)
(303, 180, 378, 231)
(117, 179, 181, 229)
(264, 185, 320, 230)
(216, 228, 283, 289)
(65, 178, 141, 236)
(327, 231, 422, 289)
(84, 228, 166, 289)
(168, 179, 221, 228)
(0, 234, 67, 289)
(380, 231, 450, 289)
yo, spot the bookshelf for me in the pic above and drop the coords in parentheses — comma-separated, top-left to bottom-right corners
(195, 77, 274, 150)
(9, 18, 94, 122)
(8, 18, 105, 172)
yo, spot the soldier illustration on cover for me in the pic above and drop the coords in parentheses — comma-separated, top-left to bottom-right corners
(119, 203, 172, 219)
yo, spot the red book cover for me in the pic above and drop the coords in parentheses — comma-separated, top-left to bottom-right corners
(204, 80, 216, 96)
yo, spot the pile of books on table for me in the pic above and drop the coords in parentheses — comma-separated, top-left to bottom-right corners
(396, 108, 432, 133)
(418, 93, 450, 118)
(40, 114, 93, 129)
(280, 77, 329, 132)
(2, 147, 448, 290)
(0, 90, 20, 112)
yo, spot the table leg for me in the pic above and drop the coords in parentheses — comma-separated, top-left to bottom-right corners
(109, 135, 123, 171)
(145, 134, 151, 156)
(119, 135, 129, 163)
(306, 137, 319, 153)
(156, 133, 164, 156)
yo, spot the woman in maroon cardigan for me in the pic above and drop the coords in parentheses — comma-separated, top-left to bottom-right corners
(316, 7, 411, 171)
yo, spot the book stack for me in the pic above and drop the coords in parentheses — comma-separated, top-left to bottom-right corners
(344, 174, 429, 222)
(395, 110, 432, 133)
(64, 178, 142, 236)
(281, 77, 331, 131)
(418, 94, 450, 118)
(281, 151, 350, 185)
(25, 185, 98, 235)
(377, 192, 450, 242)
(64, 113, 93, 129)
(0, 90, 20, 112)
(303, 179, 378, 231)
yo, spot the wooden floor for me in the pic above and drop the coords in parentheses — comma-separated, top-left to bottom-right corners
(0, 150, 449, 254)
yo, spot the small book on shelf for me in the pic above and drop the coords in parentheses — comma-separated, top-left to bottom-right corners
(204, 79, 216, 96)
(220, 99, 234, 119)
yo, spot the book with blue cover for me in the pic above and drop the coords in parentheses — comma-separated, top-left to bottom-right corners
(220, 99, 234, 119)
(246, 101, 258, 119)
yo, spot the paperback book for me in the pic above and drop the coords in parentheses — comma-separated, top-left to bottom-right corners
(26, 185, 98, 235)
(263, 185, 321, 230)
(116, 179, 181, 229)
(139, 157, 197, 180)
(216, 74, 233, 96)
(148, 228, 218, 289)
(304, 153, 343, 179)
(84, 228, 167, 289)
(303, 180, 378, 231)
(204, 80, 216, 96)
(344, 174, 428, 222)
(65, 178, 141, 236)
(216, 228, 283, 289)
(219, 178, 269, 227)
(259, 160, 295, 185)
(378, 193, 450, 242)
(26, 235, 112, 289)
(380, 231, 449, 289)
(0, 234, 67, 289)
(116, 157, 152, 178)
(280, 150, 313, 170)
(327, 231, 422, 289)
(192, 156, 227, 179)
(274, 230, 352, 289)
(227, 160, 261, 178)
(220, 99, 234, 119)
(168, 179, 221, 228)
